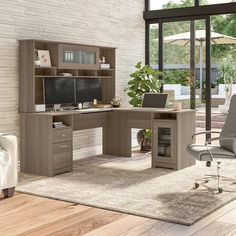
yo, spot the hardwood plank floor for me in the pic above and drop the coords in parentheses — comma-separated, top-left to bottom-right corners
(0, 192, 236, 236)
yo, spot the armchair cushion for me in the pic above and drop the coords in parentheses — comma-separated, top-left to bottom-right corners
(0, 149, 11, 189)
(0, 134, 18, 190)
(163, 84, 181, 96)
(218, 84, 226, 96)
(217, 84, 236, 97)
(181, 86, 190, 95)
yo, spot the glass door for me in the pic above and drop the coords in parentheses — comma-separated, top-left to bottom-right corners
(162, 20, 192, 109)
(149, 17, 216, 141)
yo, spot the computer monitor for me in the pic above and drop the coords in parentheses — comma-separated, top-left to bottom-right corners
(75, 78, 102, 103)
(44, 77, 75, 105)
(142, 93, 168, 108)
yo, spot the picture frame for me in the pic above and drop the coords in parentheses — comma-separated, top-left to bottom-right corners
(37, 50, 51, 67)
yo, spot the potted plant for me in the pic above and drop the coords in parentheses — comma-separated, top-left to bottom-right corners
(126, 62, 163, 151)
(111, 96, 122, 107)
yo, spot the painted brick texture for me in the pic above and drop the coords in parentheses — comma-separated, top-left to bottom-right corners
(0, 0, 145, 151)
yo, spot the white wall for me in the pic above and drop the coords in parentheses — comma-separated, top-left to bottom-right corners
(0, 0, 145, 153)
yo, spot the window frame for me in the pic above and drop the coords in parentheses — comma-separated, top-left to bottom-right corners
(144, 0, 236, 140)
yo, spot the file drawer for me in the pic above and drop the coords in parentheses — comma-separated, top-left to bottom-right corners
(53, 127, 72, 143)
(53, 141, 72, 170)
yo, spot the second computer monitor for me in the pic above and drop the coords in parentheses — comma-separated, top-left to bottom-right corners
(76, 78, 102, 103)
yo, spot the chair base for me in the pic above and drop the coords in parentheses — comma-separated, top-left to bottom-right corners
(194, 161, 236, 193)
(2, 187, 15, 198)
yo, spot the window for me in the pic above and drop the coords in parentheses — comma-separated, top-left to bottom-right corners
(149, 24, 159, 68)
(200, 0, 235, 5)
(149, 0, 194, 10)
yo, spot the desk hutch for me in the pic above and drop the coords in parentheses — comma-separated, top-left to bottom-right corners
(19, 40, 196, 177)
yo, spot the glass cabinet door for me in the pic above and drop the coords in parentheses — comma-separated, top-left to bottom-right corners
(152, 120, 176, 165)
(63, 50, 97, 65)
(158, 127, 171, 158)
(58, 44, 99, 69)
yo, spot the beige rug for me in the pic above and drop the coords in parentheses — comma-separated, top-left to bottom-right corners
(17, 152, 236, 225)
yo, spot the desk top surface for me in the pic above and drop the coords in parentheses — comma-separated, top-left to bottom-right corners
(21, 107, 196, 116)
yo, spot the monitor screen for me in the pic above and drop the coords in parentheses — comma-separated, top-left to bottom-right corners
(44, 77, 75, 105)
(76, 78, 102, 103)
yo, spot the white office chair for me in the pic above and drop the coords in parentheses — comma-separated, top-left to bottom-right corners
(0, 134, 18, 198)
(187, 94, 236, 193)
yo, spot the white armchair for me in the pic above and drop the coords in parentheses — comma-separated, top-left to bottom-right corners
(0, 134, 18, 198)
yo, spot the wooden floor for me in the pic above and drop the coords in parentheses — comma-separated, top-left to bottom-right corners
(0, 193, 236, 235)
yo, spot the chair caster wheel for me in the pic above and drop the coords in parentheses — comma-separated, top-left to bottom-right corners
(195, 183, 199, 188)
(205, 179, 209, 183)
(218, 188, 223, 193)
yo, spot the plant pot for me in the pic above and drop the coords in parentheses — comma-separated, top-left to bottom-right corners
(137, 129, 152, 152)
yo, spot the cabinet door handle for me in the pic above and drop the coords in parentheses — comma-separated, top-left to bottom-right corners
(59, 145, 67, 148)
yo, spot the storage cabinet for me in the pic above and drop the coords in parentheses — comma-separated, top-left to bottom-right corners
(20, 113, 73, 176)
(152, 120, 177, 169)
(58, 44, 99, 69)
(152, 111, 196, 170)
(52, 126, 72, 173)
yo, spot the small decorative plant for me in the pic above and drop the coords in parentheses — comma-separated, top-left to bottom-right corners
(126, 62, 163, 151)
(111, 96, 122, 107)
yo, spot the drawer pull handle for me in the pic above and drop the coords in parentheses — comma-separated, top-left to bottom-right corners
(59, 145, 67, 148)
(62, 134, 66, 137)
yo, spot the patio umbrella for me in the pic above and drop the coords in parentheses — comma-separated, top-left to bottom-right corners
(164, 30, 236, 102)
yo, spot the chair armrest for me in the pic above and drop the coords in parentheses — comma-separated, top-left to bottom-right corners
(192, 131, 221, 140)
(206, 136, 236, 145)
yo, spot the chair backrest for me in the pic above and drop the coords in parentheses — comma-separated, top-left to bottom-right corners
(220, 94, 236, 154)
(142, 93, 168, 108)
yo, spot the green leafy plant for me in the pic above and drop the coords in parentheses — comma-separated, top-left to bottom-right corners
(126, 62, 163, 151)
(163, 69, 191, 86)
(216, 55, 236, 101)
(126, 62, 163, 107)
(144, 129, 152, 139)
(218, 55, 236, 86)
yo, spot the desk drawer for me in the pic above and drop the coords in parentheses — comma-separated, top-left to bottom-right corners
(73, 112, 108, 130)
(53, 141, 72, 170)
(53, 127, 72, 143)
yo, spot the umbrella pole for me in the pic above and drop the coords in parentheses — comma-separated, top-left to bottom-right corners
(199, 42, 203, 104)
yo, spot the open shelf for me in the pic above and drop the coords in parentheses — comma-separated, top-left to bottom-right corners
(35, 75, 113, 79)
(35, 67, 57, 76)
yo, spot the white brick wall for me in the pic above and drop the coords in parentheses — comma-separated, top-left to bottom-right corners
(0, 0, 145, 152)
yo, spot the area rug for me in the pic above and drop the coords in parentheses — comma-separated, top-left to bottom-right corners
(17, 152, 236, 225)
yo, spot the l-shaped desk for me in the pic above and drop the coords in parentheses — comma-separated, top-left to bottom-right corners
(20, 107, 196, 176)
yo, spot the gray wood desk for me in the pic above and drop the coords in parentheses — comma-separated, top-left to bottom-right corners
(20, 108, 196, 176)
